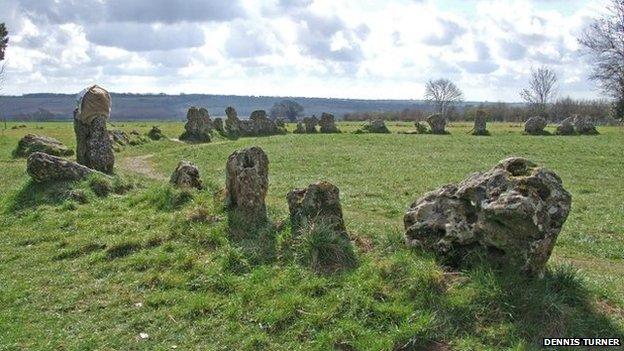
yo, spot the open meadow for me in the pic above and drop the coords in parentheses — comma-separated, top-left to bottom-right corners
(1, 121, 623, 350)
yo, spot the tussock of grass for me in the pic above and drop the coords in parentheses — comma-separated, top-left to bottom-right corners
(290, 221, 358, 274)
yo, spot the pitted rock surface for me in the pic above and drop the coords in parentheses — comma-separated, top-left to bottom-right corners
(404, 157, 571, 276)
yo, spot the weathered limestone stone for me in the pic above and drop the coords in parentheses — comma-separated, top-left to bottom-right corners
(170, 160, 203, 190)
(147, 126, 165, 140)
(415, 121, 428, 134)
(213, 118, 224, 132)
(224, 106, 240, 136)
(13, 134, 74, 158)
(180, 107, 212, 142)
(27, 152, 95, 182)
(74, 113, 115, 174)
(574, 116, 599, 135)
(319, 113, 340, 133)
(472, 110, 488, 135)
(524, 116, 548, 135)
(358, 119, 390, 133)
(555, 117, 575, 135)
(225, 147, 269, 229)
(303, 116, 318, 133)
(426, 114, 447, 134)
(73, 86, 115, 174)
(287, 181, 347, 236)
(404, 157, 571, 276)
(294, 122, 305, 134)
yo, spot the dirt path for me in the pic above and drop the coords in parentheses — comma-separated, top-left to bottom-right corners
(120, 154, 167, 180)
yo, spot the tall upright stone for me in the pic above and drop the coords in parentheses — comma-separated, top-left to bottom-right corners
(303, 116, 318, 133)
(225, 106, 241, 136)
(225, 147, 269, 229)
(319, 113, 340, 133)
(73, 85, 115, 174)
(472, 110, 488, 135)
(180, 107, 212, 142)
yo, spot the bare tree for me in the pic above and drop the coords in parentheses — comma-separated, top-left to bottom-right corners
(424, 78, 464, 117)
(579, 0, 624, 119)
(519, 66, 558, 117)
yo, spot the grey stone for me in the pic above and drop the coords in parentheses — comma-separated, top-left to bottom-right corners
(180, 106, 212, 142)
(524, 116, 548, 135)
(147, 126, 165, 140)
(319, 113, 340, 133)
(359, 119, 390, 133)
(472, 110, 488, 135)
(170, 160, 203, 190)
(74, 113, 115, 174)
(555, 117, 575, 135)
(303, 116, 318, 133)
(287, 181, 347, 237)
(225, 147, 269, 229)
(27, 152, 95, 182)
(426, 114, 447, 134)
(404, 157, 571, 276)
(573, 116, 599, 135)
(14, 134, 74, 158)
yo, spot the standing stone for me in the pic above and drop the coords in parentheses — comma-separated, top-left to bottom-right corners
(319, 113, 340, 133)
(472, 110, 488, 135)
(170, 160, 203, 190)
(225, 147, 269, 229)
(13, 134, 74, 158)
(213, 118, 224, 132)
(426, 114, 447, 134)
(404, 157, 571, 276)
(303, 116, 318, 133)
(524, 116, 548, 135)
(180, 107, 212, 142)
(74, 85, 115, 174)
(573, 116, 599, 135)
(27, 152, 95, 182)
(225, 106, 241, 136)
(287, 181, 347, 236)
(294, 122, 306, 134)
(555, 117, 575, 135)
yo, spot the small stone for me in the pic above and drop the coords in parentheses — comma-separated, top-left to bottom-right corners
(139, 333, 149, 339)
(426, 114, 447, 134)
(524, 116, 548, 135)
(573, 115, 599, 135)
(555, 117, 575, 135)
(170, 161, 203, 190)
(359, 119, 390, 133)
(287, 181, 347, 236)
(147, 126, 165, 140)
(13, 134, 74, 158)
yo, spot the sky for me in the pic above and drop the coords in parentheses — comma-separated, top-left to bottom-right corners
(0, 0, 606, 102)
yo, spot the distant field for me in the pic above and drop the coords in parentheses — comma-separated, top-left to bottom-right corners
(1, 121, 623, 350)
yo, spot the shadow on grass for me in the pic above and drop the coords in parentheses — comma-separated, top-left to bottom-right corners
(5, 179, 76, 213)
(226, 211, 278, 267)
(432, 264, 624, 348)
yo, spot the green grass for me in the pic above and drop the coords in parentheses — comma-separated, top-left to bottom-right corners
(0, 121, 623, 350)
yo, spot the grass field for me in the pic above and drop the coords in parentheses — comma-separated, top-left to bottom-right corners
(1, 121, 623, 350)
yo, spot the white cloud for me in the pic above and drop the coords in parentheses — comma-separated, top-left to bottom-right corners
(0, 0, 606, 101)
